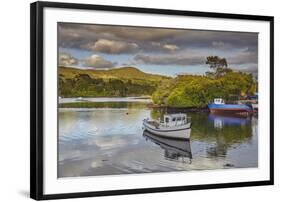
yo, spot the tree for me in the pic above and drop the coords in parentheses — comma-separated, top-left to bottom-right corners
(206, 56, 228, 69)
(205, 56, 229, 78)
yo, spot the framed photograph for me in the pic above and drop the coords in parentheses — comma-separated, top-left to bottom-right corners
(30, 1, 274, 200)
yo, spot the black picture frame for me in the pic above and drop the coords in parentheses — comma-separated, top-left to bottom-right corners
(30, 1, 274, 200)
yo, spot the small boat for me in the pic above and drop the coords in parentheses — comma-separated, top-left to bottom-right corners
(252, 103, 258, 111)
(208, 98, 252, 115)
(143, 130, 192, 162)
(142, 113, 191, 139)
(76, 97, 88, 102)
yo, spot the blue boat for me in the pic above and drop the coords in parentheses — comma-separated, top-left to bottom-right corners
(208, 98, 252, 115)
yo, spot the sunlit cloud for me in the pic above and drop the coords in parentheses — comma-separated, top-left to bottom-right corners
(87, 39, 139, 54)
(82, 54, 115, 68)
(59, 52, 78, 66)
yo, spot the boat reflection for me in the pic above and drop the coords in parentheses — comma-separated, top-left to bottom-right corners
(208, 114, 251, 129)
(143, 130, 192, 163)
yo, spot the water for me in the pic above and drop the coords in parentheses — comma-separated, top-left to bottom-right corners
(58, 98, 258, 178)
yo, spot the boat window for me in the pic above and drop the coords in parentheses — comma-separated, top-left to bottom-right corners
(172, 118, 176, 121)
(183, 117, 185, 120)
(177, 117, 181, 121)
(165, 117, 169, 123)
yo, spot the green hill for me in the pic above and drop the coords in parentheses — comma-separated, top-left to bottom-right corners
(59, 66, 170, 97)
(59, 66, 168, 81)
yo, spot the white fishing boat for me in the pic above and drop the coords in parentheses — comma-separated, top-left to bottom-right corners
(143, 113, 191, 139)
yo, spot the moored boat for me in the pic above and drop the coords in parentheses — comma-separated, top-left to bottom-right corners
(142, 113, 191, 139)
(208, 98, 252, 115)
(75, 97, 89, 102)
(251, 103, 258, 111)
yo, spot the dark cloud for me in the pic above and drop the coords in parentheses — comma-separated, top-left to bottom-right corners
(82, 55, 115, 68)
(232, 63, 258, 76)
(174, 31, 258, 51)
(211, 41, 230, 49)
(242, 64, 258, 74)
(58, 23, 184, 53)
(58, 23, 258, 54)
(59, 52, 78, 66)
(59, 23, 182, 42)
(134, 54, 204, 66)
(228, 48, 258, 65)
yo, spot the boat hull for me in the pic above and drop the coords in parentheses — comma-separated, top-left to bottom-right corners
(208, 103, 252, 115)
(143, 121, 191, 139)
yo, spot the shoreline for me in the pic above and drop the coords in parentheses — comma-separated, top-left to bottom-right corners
(59, 101, 210, 112)
(147, 104, 210, 113)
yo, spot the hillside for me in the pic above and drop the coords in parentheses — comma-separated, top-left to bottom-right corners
(59, 66, 169, 81)
(59, 66, 171, 97)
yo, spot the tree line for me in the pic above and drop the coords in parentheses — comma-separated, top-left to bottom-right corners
(59, 73, 157, 97)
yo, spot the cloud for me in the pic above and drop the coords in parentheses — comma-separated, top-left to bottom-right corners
(149, 42, 180, 52)
(243, 64, 258, 74)
(88, 39, 139, 54)
(228, 49, 258, 65)
(232, 63, 258, 74)
(163, 44, 179, 52)
(60, 24, 182, 41)
(58, 23, 258, 54)
(134, 54, 204, 66)
(59, 53, 78, 66)
(58, 23, 258, 75)
(211, 41, 228, 49)
(82, 55, 115, 68)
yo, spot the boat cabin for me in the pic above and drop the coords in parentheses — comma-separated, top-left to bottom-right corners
(214, 98, 225, 104)
(163, 114, 188, 127)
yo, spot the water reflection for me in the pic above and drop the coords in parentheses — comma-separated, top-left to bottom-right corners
(59, 99, 258, 177)
(208, 114, 251, 129)
(143, 130, 192, 163)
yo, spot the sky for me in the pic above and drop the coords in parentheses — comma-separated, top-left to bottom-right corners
(58, 23, 258, 77)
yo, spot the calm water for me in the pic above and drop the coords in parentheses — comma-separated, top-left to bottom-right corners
(58, 98, 258, 178)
